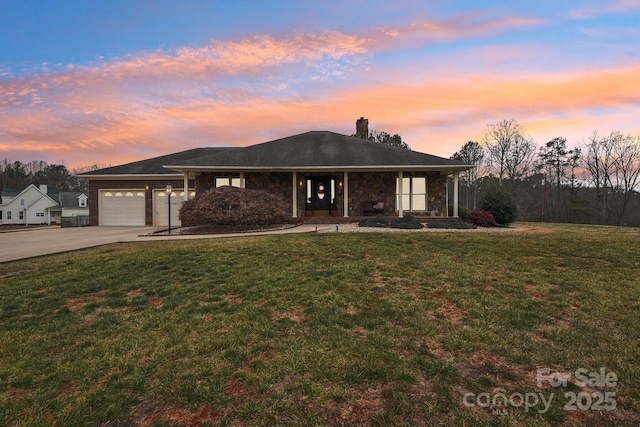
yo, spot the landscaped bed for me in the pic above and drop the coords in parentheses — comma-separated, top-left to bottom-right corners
(0, 223, 638, 426)
(148, 222, 300, 236)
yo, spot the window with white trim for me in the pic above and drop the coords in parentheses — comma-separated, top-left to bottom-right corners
(19, 211, 24, 220)
(215, 177, 241, 188)
(20, 198, 25, 206)
(396, 177, 428, 212)
(6, 211, 11, 220)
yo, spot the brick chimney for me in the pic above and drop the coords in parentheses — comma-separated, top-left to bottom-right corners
(356, 117, 369, 139)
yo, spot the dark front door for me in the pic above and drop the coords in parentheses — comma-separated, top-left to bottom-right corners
(308, 177, 333, 211)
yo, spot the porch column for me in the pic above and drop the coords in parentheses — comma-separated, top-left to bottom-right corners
(398, 171, 404, 218)
(183, 173, 190, 201)
(292, 171, 298, 218)
(343, 171, 349, 218)
(445, 176, 449, 217)
(240, 172, 245, 188)
(453, 172, 459, 217)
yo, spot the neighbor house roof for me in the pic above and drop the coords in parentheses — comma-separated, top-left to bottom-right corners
(164, 131, 472, 173)
(0, 189, 21, 198)
(58, 192, 87, 208)
(80, 147, 234, 177)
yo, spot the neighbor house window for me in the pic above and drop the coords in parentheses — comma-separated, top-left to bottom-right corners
(396, 177, 427, 212)
(20, 198, 25, 206)
(19, 211, 24, 220)
(6, 211, 11, 220)
(215, 177, 241, 188)
(0, 210, 2, 220)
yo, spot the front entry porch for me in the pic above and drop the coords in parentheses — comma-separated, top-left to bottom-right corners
(305, 176, 339, 217)
(195, 170, 460, 219)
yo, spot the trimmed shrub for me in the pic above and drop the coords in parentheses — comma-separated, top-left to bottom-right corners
(480, 185, 517, 226)
(448, 205, 470, 222)
(179, 186, 288, 226)
(469, 209, 496, 227)
(358, 215, 390, 228)
(427, 218, 476, 229)
(390, 215, 424, 229)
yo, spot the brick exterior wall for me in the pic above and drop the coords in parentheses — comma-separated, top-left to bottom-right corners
(193, 170, 448, 217)
(245, 172, 293, 213)
(346, 172, 396, 215)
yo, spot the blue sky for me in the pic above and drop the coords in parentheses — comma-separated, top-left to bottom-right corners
(1, 0, 639, 167)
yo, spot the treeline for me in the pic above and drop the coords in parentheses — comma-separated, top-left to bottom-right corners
(451, 120, 640, 226)
(0, 160, 107, 194)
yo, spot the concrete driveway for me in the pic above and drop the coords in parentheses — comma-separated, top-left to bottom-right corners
(0, 224, 323, 263)
(0, 226, 154, 263)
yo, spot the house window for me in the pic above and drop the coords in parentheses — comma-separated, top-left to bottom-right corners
(0, 210, 2, 220)
(396, 177, 428, 212)
(20, 198, 25, 206)
(6, 211, 11, 220)
(215, 177, 241, 188)
(19, 211, 24, 220)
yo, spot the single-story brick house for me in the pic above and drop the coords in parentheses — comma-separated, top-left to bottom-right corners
(80, 119, 473, 226)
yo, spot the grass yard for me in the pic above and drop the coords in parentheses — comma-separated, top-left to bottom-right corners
(0, 223, 639, 426)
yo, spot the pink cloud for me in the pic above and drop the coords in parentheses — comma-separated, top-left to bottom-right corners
(366, 13, 543, 51)
(0, 15, 637, 168)
(570, 0, 640, 18)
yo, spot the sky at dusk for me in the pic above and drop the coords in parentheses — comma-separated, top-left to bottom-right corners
(1, 0, 639, 169)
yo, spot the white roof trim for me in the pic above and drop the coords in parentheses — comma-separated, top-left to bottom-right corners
(82, 174, 183, 180)
(163, 165, 475, 173)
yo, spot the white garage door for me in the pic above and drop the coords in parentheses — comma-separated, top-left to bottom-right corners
(100, 190, 145, 226)
(153, 189, 195, 227)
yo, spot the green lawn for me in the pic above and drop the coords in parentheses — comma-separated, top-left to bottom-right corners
(1, 224, 639, 426)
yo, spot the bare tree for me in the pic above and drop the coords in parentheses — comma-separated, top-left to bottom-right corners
(451, 141, 484, 208)
(610, 133, 640, 225)
(72, 164, 111, 193)
(483, 119, 521, 183)
(584, 131, 617, 223)
(483, 119, 536, 197)
(583, 131, 640, 225)
(504, 134, 536, 189)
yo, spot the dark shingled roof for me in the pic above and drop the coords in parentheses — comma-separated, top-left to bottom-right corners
(58, 192, 87, 208)
(166, 131, 470, 170)
(0, 189, 21, 198)
(80, 147, 234, 176)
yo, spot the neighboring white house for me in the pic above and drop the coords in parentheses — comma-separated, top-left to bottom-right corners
(49, 192, 90, 225)
(0, 184, 89, 225)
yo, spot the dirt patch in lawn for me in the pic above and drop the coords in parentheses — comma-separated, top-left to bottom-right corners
(271, 306, 306, 323)
(129, 399, 220, 427)
(0, 388, 32, 399)
(334, 386, 385, 426)
(428, 295, 469, 323)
